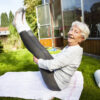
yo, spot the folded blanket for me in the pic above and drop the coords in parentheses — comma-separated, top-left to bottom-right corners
(0, 71, 83, 100)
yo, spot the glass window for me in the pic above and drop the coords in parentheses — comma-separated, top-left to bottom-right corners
(54, 27, 61, 37)
(61, 0, 82, 38)
(42, 0, 49, 4)
(39, 25, 51, 38)
(84, 0, 100, 38)
(51, 0, 62, 37)
(36, 4, 51, 39)
(37, 4, 51, 25)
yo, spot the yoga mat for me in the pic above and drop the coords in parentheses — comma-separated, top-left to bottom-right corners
(0, 71, 83, 100)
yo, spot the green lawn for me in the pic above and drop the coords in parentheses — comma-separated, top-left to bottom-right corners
(0, 49, 100, 100)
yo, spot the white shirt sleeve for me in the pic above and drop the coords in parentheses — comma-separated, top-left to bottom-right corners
(38, 47, 81, 72)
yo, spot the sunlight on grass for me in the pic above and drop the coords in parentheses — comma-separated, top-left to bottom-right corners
(78, 55, 100, 100)
(0, 49, 38, 75)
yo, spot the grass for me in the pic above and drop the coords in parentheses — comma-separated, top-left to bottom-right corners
(78, 55, 100, 100)
(0, 49, 38, 76)
(0, 49, 100, 100)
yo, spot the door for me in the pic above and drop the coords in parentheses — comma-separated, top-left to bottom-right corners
(36, 4, 53, 47)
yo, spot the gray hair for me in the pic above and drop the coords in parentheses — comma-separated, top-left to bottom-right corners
(71, 21, 90, 40)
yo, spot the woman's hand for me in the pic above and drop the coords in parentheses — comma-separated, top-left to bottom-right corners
(33, 56, 38, 64)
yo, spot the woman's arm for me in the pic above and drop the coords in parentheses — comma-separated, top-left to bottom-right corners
(37, 47, 83, 71)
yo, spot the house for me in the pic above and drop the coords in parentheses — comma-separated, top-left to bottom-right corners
(0, 27, 10, 36)
(36, 0, 100, 56)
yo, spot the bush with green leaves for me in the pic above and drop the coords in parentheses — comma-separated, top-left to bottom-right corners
(0, 40, 3, 53)
(8, 24, 25, 49)
(1, 12, 9, 27)
(2, 24, 25, 51)
(24, 0, 42, 37)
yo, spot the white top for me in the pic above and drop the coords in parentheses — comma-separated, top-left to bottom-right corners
(38, 45, 83, 89)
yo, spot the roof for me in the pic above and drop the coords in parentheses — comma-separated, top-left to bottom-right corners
(0, 27, 9, 36)
(0, 27, 9, 31)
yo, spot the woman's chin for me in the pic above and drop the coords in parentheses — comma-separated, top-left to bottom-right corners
(68, 40, 75, 46)
(68, 38, 73, 43)
(68, 41, 73, 46)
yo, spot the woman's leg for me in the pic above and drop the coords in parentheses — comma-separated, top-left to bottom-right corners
(20, 30, 60, 91)
(20, 30, 53, 59)
(13, 8, 60, 91)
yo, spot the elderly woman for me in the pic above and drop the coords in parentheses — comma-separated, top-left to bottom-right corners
(13, 8, 90, 91)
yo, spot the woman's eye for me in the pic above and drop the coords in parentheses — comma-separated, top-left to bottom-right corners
(75, 30, 78, 34)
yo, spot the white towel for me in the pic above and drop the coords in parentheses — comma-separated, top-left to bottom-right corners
(0, 71, 83, 100)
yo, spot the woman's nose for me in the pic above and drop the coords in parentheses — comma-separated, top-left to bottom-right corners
(68, 30, 74, 35)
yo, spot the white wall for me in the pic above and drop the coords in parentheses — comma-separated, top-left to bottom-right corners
(0, 30, 10, 36)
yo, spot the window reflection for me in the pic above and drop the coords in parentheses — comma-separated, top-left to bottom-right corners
(51, 0, 62, 37)
(84, 0, 100, 38)
(37, 4, 50, 25)
(37, 4, 52, 39)
(39, 26, 51, 38)
(61, 0, 82, 37)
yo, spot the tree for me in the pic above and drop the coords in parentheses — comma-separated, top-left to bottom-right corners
(9, 11, 14, 24)
(24, 0, 42, 36)
(1, 12, 9, 27)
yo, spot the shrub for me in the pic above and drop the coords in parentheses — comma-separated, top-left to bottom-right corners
(0, 40, 3, 53)
(6, 24, 25, 50)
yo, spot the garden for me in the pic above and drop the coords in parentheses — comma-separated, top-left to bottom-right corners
(0, 45, 100, 100)
(0, 0, 100, 100)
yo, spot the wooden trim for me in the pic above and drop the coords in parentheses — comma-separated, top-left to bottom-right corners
(81, 39, 100, 56)
(40, 37, 63, 47)
(63, 39, 100, 56)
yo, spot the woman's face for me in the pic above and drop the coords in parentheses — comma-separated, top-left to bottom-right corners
(68, 25, 84, 46)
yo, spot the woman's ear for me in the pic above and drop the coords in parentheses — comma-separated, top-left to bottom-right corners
(81, 36, 85, 42)
(82, 36, 85, 42)
(79, 36, 85, 44)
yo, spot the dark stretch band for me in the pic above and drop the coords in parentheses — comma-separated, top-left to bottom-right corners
(20, 30, 60, 91)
